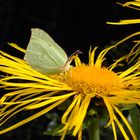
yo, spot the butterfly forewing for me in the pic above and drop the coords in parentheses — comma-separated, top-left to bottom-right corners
(24, 28, 68, 74)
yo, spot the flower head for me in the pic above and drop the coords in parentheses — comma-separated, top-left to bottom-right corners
(0, 40, 140, 140)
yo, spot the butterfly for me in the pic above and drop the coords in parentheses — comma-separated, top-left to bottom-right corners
(24, 28, 81, 75)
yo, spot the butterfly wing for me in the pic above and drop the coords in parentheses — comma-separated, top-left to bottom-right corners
(24, 28, 68, 74)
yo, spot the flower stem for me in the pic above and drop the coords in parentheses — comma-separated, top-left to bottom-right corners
(89, 117, 100, 140)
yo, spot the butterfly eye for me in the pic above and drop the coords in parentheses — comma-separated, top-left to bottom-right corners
(67, 50, 83, 64)
(60, 50, 82, 71)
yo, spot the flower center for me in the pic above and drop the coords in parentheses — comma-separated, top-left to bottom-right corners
(58, 64, 123, 97)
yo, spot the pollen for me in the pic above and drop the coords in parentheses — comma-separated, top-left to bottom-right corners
(58, 64, 123, 97)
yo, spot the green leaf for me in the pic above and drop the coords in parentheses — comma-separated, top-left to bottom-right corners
(119, 103, 136, 111)
(129, 107, 140, 140)
(43, 124, 63, 136)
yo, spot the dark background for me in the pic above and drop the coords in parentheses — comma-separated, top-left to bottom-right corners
(1, 0, 140, 58)
(0, 0, 140, 139)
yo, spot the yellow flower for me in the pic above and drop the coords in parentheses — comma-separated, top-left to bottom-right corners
(0, 39, 140, 140)
(121, 0, 140, 11)
(107, 0, 140, 25)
